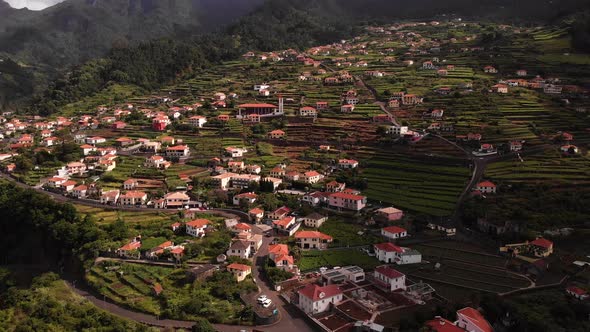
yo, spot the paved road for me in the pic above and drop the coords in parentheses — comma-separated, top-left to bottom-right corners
(250, 233, 314, 332)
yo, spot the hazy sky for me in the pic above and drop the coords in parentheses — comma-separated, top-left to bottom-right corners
(5, 0, 65, 10)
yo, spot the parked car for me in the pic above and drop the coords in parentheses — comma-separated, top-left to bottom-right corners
(262, 299, 272, 308)
(256, 295, 267, 303)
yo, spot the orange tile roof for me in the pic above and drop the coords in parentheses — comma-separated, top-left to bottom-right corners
(294, 230, 332, 240)
(227, 263, 251, 272)
(186, 219, 209, 228)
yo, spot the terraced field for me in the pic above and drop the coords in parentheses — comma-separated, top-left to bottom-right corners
(485, 149, 590, 185)
(396, 241, 531, 298)
(360, 148, 470, 216)
(74, 204, 176, 225)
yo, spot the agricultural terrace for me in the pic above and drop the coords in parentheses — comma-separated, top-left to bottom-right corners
(395, 240, 532, 301)
(479, 149, 590, 230)
(86, 261, 256, 324)
(359, 146, 470, 216)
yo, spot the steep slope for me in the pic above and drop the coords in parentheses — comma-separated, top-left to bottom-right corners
(230, 0, 590, 51)
(0, 0, 264, 67)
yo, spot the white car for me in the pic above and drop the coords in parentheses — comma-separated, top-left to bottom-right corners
(256, 295, 267, 303)
(261, 299, 272, 308)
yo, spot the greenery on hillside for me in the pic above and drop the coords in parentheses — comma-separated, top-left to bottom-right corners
(0, 270, 156, 331)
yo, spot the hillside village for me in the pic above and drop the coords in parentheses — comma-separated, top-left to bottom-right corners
(1, 19, 589, 331)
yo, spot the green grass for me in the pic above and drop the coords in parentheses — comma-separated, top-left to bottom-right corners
(317, 218, 381, 248)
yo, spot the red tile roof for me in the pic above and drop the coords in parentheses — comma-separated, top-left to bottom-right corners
(456, 307, 493, 332)
(121, 191, 147, 199)
(234, 223, 252, 230)
(274, 254, 294, 265)
(119, 241, 141, 251)
(375, 266, 404, 279)
(186, 219, 209, 228)
(227, 263, 251, 272)
(566, 286, 587, 296)
(477, 181, 496, 188)
(273, 216, 295, 228)
(167, 145, 189, 151)
(382, 226, 407, 234)
(295, 230, 333, 241)
(425, 317, 464, 332)
(530, 238, 553, 249)
(238, 103, 277, 108)
(298, 284, 342, 302)
(249, 207, 264, 215)
(374, 242, 403, 253)
(268, 244, 289, 256)
(329, 192, 365, 200)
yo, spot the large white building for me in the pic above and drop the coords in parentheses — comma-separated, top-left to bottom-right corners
(297, 284, 343, 315)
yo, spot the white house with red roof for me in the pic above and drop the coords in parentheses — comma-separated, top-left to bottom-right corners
(340, 104, 355, 113)
(60, 180, 78, 192)
(268, 244, 295, 271)
(302, 171, 323, 184)
(185, 219, 209, 238)
(72, 184, 88, 199)
(326, 180, 346, 193)
(268, 129, 286, 139)
(166, 145, 190, 158)
(374, 243, 421, 265)
(47, 177, 67, 188)
(338, 159, 359, 169)
(227, 263, 252, 282)
(374, 242, 404, 263)
(492, 84, 508, 94)
(299, 106, 318, 117)
(80, 144, 96, 156)
(475, 181, 496, 194)
(144, 155, 170, 170)
(231, 222, 252, 234)
(85, 136, 106, 145)
(302, 191, 328, 206)
(455, 307, 493, 332)
(328, 192, 367, 211)
(381, 226, 408, 240)
(297, 284, 343, 315)
(509, 140, 523, 152)
(233, 192, 258, 206)
(530, 237, 553, 257)
(225, 146, 248, 158)
(248, 207, 264, 222)
(268, 206, 291, 220)
(120, 191, 148, 206)
(273, 216, 300, 236)
(566, 286, 589, 300)
(373, 266, 406, 292)
(67, 162, 87, 175)
(115, 237, 142, 259)
(123, 178, 138, 190)
(100, 190, 120, 205)
(295, 231, 333, 250)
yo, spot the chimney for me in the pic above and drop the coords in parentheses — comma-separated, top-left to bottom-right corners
(278, 94, 284, 114)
